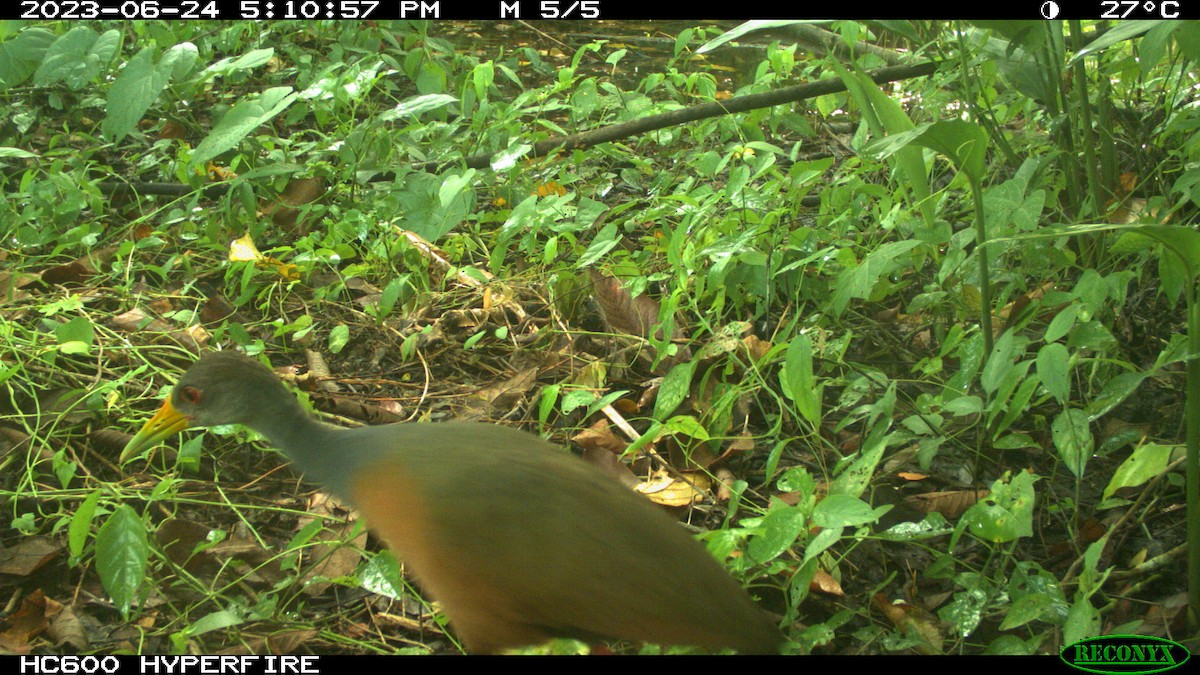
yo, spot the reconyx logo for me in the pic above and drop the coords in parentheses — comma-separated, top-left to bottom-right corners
(1061, 635, 1190, 674)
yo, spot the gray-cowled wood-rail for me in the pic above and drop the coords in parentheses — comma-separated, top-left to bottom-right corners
(121, 351, 783, 654)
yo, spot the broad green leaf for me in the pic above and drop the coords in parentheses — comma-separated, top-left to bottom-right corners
(781, 334, 821, 427)
(697, 20, 810, 53)
(359, 550, 408, 600)
(383, 93, 459, 119)
(1085, 371, 1148, 419)
(1069, 20, 1162, 65)
(0, 28, 57, 89)
(980, 330, 1015, 395)
(1044, 304, 1080, 343)
(192, 87, 297, 166)
(68, 490, 102, 559)
(831, 240, 920, 316)
(1052, 408, 1094, 478)
(328, 324, 350, 354)
(747, 503, 807, 563)
(962, 471, 1036, 543)
(829, 420, 892, 498)
(1037, 342, 1070, 404)
(95, 505, 148, 617)
(204, 48, 274, 77)
(0, 147, 38, 159)
(103, 47, 168, 143)
(189, 611, 243, 636)
(1102, 443, 1175, 501)
(654, 360, 696, 420)
(35, 27, 120, 89)
(812, 494, 877, 528)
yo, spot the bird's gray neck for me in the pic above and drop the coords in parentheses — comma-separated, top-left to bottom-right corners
(241, 393, 356, 502)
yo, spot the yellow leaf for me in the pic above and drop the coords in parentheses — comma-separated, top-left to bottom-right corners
(229, 233, 263, 262)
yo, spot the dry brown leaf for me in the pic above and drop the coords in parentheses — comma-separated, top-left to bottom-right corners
(475, 367, 539, 412)
(304, 350, 339, 393)
(902, 489, 989, 519)
(574, 421, 639, 487)
(45, 598, 88, 651)
(41, 247, 117, 286)
(573, 423, 627, 456)
(262, 177, 326, 232)
(0, 537, 59, 576)
(872, 593, 944, 654)
(0, 427, 32, 461)
(700, 431, 757, 468)
(158, 120, 187, 140)
(0, 590, 49, 653)
(0, 271, 41, 305)
(740, 334, 773, 361)
(314, 394, 403, 426)
(589, 269, 654, 338)
(714, 467, 736, 502)
(300, 493, 367, 596)
(157, 519, 221, 575)
(872, 306, 901, 322)
(810, 569, 844, 596)
(199, 294, 237, 325)
(217, 630, 319, 655)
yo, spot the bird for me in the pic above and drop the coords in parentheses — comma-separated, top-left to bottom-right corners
(121, 351, 783, 654)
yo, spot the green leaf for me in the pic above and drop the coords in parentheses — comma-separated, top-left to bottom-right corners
(1069, 20, 1162, 65)
(829, 419, 892, 498)
(812, 494, 877, 528)
(205, 48, 274, 77)
(95, 505, 148, 618)
(696, 20, 809, 53)
(55, 316, 94, 347)
(328, 324, 350, 354)
(1036, 342, 1069, 404)
(962, 471, 1036, 543)
(654, 360, 696, 420)
(192, 87, 297, 166)
(68, 491, 102, 560)
(661, 414, 709, 441)
(1063, 597, 1101, 645)
(980, 329, 1015, 395)
(103, 47, 168, 143)
(830, 59, 934, 225)
(747, 503, 808, 563)
(160, 42, 199, 80)
(0, 28, 58, 89)
(189, 611, 243, 636)
(577, 221, 621, 267)
(1044, 304, 1080, 343)
(439, 169, 476, 208)
(35, 27, 120, 89)
(1052, 408, 1094, 479)
(384, 93, 459, 119)
(1085, 371, 1148, 419)
(802, 526, 841, 566)
(831, 240, 921, 316)
(359, 550, 408, 600)
(1102, 443, 1175, 501)
(396, 172, 474, 243)
(0, 147, 38, 159)
(780, 334, 821, 427)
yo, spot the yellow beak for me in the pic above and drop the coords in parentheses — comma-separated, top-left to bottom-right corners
(121, 397, 192, 463)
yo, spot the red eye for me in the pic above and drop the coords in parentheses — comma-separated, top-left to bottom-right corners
(180, 386, 203, 406)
